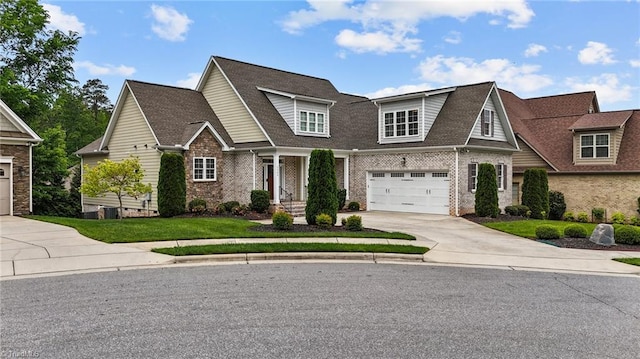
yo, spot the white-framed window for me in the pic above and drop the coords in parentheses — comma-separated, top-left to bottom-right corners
(193, 157, 216, 181)
(469, 163, 478, 192)
(580, 133, 609, 158)
(497, 163, 505, 191)
(383, 109, 419, 137)
(300, 111, 325, 133)
(481, 109, 494, 137)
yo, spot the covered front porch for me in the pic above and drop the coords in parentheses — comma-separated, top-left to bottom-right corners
(257, 150, 350, 208)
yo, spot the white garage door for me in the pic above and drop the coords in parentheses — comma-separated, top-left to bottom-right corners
(368, 171, 450, 214)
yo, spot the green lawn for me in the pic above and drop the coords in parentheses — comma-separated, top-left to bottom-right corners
(153, 242, 428, 256)
(613, 258, 640, 266)
(30, 216, 415, 243)
(483, 219, 598, 239)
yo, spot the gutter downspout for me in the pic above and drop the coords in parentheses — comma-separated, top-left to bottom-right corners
(454, 147, 459, 217)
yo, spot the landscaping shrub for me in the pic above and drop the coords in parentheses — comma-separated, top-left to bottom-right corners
(592, 208, 605, 223)
(577, 212, 589, 223)
(474, 163, 499, 218)
(158, 153, 186, 217)
(250, 190, 270, 213)
(345, 215, 363, 231)
(504, 205, 518, 216)
(213, 203, 226, 215)
(611, 211, 626, 225)
(564, 224, 587, 238)
(347, 201, 360, 211)
(316, 213, 333, 229)
(515, 205, 530, 217)
(341, 218, 347, 226)
(630, 216, 640, 226)
(231, 204, 247, 216)
(521, 168, 549, 219)
(272, 211, 293, 230)
(535, 225, 561, 240)
(305, 149, 339, 225)
(548, 191, 566, 220)
(337, 189, 347, 210)
(505, 205, 529, 217)
(563, 211, 575, 222)
(223, 201, 240, 213)
(188, 198, 207, 213)
(637, 196, 640, 215)
(615, 225, 640, 245)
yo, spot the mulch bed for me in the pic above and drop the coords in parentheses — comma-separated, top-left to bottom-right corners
(463, 214, 640, 252)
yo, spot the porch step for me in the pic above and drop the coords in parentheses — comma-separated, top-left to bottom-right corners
(279, 201, 306, 217)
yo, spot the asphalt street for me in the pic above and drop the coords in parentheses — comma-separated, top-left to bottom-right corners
(1, 263, 638, 358)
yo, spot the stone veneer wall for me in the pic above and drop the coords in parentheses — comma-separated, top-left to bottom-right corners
(184, 131, 224, 207)
(513, 173, 640, 220)
(349, 150, 512, 216)
(0, 144, 31, 215)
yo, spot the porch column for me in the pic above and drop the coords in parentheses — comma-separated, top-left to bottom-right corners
(344, 156, 350, 199)
(273, 153, 280, 204)
(298, 157, 305, 200)
(305, 155, 310, 200)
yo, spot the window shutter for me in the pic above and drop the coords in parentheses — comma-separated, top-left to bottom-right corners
(491, 112, 495, 137)
(503, 164, 508, 190)
(468, 164, 474, 192)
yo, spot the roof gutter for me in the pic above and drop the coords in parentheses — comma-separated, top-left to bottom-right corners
(154, 144, 185, 151)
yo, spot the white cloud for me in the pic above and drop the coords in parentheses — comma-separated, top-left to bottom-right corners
(578, 41, 616, 65)
(524, 43, 547, 57)
(565, 73, 633, 104)
(74, 61, 136, 76)
(176, 72, 201, 89)
(365, 84, 434, 99)
(150, 4, 192, 42)
(335, 29, 421, 53)
(630, 59, 640, 68)
(443, 31, 462, 44)
(417, 55, 553, 93)
(42, 3, 85, 35)
(281, 0, 533, 54)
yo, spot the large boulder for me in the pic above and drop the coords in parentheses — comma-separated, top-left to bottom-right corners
(589, 224, 615, 246)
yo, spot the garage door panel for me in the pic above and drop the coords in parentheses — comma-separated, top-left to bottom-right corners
(368, 171, 449, 214)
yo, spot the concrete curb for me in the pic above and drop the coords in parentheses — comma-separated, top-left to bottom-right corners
(172, 252, 425, 264)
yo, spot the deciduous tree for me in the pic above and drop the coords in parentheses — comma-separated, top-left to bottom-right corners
(80, 157, 152, 219)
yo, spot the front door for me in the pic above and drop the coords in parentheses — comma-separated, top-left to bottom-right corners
(265, 164, 274, 200)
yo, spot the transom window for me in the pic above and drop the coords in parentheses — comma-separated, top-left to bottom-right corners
(384, 109, 419, 137)
(193, 157, 216, 181)
(300, 111, 325, 133)
(580, 134, 609, 158)
(482, 109, 494, 137)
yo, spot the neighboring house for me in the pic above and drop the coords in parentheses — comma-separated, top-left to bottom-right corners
(77, 56, 520, 217)
(0, 99, 43, 215)
(501, 89, 640, 219)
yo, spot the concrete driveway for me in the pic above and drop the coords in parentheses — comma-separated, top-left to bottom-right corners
(1, 212, 639, 278)
(0, 216, 173, 278)
(355, 211, 640, 275)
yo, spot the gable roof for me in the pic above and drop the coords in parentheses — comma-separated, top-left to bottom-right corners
(502, 89, 640, 173)
(0, 99, 42, 143)
(96, 81, 233, 152)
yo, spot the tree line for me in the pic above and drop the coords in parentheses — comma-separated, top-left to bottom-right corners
(1, 0, 112, 216)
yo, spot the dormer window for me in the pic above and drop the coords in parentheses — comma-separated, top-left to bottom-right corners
(580, 133, 609, 158)
(482, 109, 494, 137)
(300, 111, 325, 133)
(384, 109, 419, 137)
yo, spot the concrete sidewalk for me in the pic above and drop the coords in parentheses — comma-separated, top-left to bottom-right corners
(1, 213, 639, 279)
(1, 216, 173, 278)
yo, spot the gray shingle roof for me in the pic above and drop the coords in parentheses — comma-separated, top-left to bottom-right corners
(126, 80, 233, 148)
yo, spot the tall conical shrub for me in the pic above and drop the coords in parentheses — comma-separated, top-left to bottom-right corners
(475, 163, 499, 217)
(158, 152, 186, 217)
(305, 149, 338, 225)
(521, 168, 549, 219)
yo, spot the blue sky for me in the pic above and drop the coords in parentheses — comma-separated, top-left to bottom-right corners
(43, 0, 639, 111)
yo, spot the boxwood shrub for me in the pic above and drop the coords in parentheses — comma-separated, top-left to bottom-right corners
(563, 224, 587, 238)
(576, 212, 589, 223)
(345, 215, 363, 231)
(535, 225, 561, 240)
(250, 190, 270, 213)
(615, 225, 640, 245)
(272, 211, 293, 230)
(562, 211, 575, 222)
